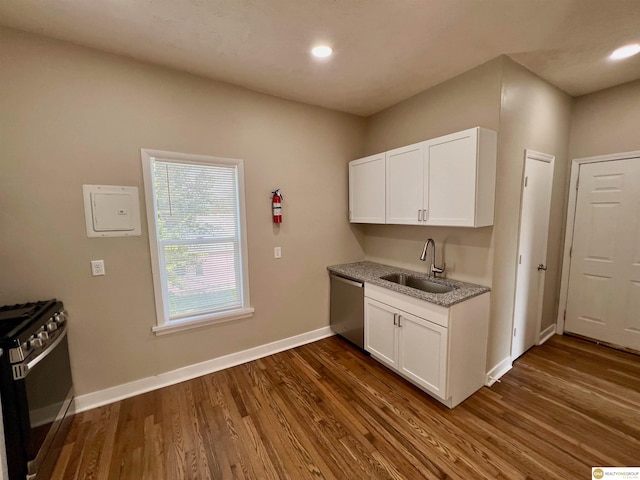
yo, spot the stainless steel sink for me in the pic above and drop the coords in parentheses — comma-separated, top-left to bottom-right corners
(380, 273, 455, 294)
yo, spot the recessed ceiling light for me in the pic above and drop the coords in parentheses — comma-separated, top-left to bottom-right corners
(610, 43, 640, 60)
(311, 45, 333, 58)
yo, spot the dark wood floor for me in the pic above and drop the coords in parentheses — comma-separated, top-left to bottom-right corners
(52, 334, 640, 479)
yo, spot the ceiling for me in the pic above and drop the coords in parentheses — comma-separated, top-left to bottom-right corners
(1, 0, 640, 116)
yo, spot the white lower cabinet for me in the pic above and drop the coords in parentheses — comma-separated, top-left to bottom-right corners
(364, 298, 399, 368)
(364, 284, 489, 408)
(397, 311, 448, 399)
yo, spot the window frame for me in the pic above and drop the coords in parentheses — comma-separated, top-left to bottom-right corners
(141, 148, 253, 335)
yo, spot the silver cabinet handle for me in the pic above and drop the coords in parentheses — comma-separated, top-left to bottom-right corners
(418, 209, 422, 222)
(422, 209, 427, 222)
(398, 315, 402, 327)
(393, 313, 398, 326)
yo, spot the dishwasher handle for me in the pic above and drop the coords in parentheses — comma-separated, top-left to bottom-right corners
(331, 274, 363, 288)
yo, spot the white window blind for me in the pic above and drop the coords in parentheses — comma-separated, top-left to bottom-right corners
(141, 149, 253, 334)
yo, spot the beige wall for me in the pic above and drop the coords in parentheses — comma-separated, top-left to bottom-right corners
(365, 58, 504, 156)
(0, 26, 583, 398)
(361, 57, 572, 371)
(0, 28, 366, 396)
(569, 79, 640, 159)
(491, 59, 572, 368)
(362, 57, 503, 286)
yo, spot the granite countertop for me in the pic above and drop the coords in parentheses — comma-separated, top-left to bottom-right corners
(327, 261, 490, 308)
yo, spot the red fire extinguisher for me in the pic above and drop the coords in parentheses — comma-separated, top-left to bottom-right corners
(272, 189, 283, 224)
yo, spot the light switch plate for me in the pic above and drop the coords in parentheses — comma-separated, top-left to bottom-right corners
(274, 247, 282, 259)
(91, 260, 105, 276)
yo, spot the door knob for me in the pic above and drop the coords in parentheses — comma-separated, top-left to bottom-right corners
(537, 264, 547, 271)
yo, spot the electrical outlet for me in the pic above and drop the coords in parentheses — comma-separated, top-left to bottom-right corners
(274, 247, 282, 259)
(91, 260, 105, 276)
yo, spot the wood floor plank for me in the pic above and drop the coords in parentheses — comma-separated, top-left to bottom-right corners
(239, 365, 333, 479)
(53, 334, 640, 479)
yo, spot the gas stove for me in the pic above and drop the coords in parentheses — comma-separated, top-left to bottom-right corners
(0, 300, 67, 362)
(0, 299, 72, 480)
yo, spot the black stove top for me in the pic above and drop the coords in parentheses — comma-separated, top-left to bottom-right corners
(0, 300, 59, 343)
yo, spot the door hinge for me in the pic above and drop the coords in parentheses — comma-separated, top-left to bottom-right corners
(569, 246, 572, 258)
(513, 328, 517, 337)
(519, 255, 522, 265)
(524, 176, 528, 187)
(563, 310, 566, 321)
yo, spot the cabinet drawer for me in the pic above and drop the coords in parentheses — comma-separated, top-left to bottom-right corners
(365, 283, 449, 328)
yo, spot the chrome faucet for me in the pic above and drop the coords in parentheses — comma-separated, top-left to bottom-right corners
(419, 238, 445, 278)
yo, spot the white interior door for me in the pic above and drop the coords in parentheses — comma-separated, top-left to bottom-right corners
(512, 151, 554, 361)
(565, 158, 640, 351)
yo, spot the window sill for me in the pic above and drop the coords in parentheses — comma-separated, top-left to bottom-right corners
(151, 308, 255, 336)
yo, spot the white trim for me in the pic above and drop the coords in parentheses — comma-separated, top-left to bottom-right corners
(510, 149, 555, 360)
(74, 327, 334, 414)
(572, 149, 640, 164)
(556, 150, 640, 333)
(537, 324, 557, 345)
(485, 356, 512, 386)
(151, 307, 255, 335)
(140, 148, 252, 329)
(525, 149, 554, 163)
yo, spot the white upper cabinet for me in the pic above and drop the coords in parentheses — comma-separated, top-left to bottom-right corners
(385, 142, 427, 225)
(349, 127, 497, 227)
(349, 153, 385, 223)
(425, 127, 497, 227)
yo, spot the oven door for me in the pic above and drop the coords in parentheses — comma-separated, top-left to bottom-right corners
(14, 328, 73, 478)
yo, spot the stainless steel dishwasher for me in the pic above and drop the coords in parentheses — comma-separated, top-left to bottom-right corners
(330, 273, 364, 348)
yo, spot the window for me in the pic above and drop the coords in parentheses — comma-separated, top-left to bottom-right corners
(141, 149, 253, 335)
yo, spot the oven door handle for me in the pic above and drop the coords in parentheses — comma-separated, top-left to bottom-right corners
(13, 328, 68, 381)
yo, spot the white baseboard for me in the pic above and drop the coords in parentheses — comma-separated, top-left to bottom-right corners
(538, 324, 557, 345)
(485, 356, 512, 386)
(74, 326, 334, 414)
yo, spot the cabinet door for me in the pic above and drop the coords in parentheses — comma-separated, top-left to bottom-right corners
(386, 143, 425, 225)
(364, 298, 398, 368)
(425, 129, 478, 226)
(397, 311, 448, 398)
(349, 154, 386, 223)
